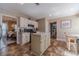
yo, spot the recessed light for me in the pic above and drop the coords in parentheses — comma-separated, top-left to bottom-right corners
(19, 3, 24, 5)
(49, 14, 52, 17)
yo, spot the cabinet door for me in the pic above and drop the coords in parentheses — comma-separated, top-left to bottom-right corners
(31, 35, 41, 55)
(46, 34, 50, 48)
(22, 33, 26, 45)
(20, 17, 28, 27)
(22, 33, 30, 45)
(40, 35, 46, 53)
(20, 18, 24, 27)
(25, 33, 30, 43)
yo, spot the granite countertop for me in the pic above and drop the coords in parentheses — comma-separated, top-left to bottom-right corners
(32, 32, 45, 35)
(67, 34, 79, 38)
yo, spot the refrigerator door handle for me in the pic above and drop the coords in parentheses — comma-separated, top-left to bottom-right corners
(0, 25, 2, 40)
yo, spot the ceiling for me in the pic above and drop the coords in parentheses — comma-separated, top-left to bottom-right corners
(0, 3, 79, 20)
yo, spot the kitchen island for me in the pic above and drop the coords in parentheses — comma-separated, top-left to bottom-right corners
(31, 32, 50, 55)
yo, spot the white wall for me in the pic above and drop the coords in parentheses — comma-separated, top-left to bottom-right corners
(37, 18, 50, 33)
(50, 15, 79, 42)
(57, 16, 78, 41)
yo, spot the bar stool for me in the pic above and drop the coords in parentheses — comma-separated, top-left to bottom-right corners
(67, 36, 77, 54)
(64, 32, 77, 54)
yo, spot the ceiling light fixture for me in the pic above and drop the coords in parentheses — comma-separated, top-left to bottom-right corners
(35, 3, 40, 6)
(49, 14, 52, 17)
(19, 3, 24, 5)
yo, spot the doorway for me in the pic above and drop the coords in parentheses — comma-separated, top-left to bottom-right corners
(50, 22, 57, 39)
(2, 16, 17, 45)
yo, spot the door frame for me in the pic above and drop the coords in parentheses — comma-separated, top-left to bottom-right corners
(2, 15, 18, 45)
(50, 21, 57, 39)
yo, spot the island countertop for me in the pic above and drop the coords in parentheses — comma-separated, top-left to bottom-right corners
(67, 34, 79, 38)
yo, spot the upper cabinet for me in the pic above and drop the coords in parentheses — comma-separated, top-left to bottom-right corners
(20, 17, 38, 28)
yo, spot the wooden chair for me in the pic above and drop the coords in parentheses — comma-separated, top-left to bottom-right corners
(64, 32, 77, 54)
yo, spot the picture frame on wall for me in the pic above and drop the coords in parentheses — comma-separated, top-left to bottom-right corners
(61, 20, 71, 29)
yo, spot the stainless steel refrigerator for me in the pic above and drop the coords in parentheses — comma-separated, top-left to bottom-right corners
(0, 25, 2, 49)
(0, 23, 8, 49)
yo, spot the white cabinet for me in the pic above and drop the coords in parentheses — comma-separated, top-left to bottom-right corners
(31, 33, 50, 55)
(20, 17, 38, 45)
(22, 33, 30, 45)
(20, 17, 38, 28)
(20, 17, 28, 27)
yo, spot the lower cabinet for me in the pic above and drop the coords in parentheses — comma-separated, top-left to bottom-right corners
(22, 33, 30, 45)
(31, 33, 50, 55)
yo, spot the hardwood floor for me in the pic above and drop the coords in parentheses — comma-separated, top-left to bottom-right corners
(43, 40, 67, 56)
(0, 43, 36, 56)
(0, 39, 67, 56)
